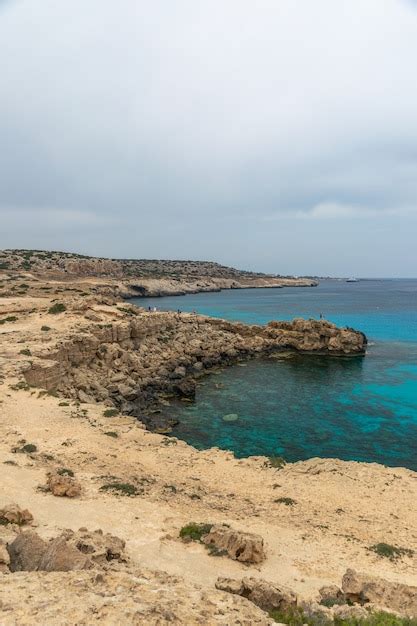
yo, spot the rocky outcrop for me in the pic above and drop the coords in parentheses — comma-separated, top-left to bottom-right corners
(202, 525, 266, 563)
(23, 314, 366, 426)
(6, 528, 126, 573)
(216, 577, 296, 612)
(342, 568, 417, 617)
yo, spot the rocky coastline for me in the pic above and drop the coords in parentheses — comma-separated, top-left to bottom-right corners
(21, 306, 366, 432)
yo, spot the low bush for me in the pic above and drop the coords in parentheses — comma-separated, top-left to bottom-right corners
(369, 543, 414, 560)
(57, 468, 74, 477)
(103, 408, 119, 418)
(48, 303, 66, 314)
(275, 496, 297, 506)
(179, 522, 213, 542)
(100, 482, 138, 496)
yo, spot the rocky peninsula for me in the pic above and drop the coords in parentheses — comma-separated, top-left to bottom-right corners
(1, 250, 416, 625)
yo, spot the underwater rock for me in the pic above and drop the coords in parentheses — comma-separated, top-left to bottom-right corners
(222, 413, 239, 422)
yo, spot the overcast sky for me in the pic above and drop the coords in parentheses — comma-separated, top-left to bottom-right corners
(1, 1, 417, 276)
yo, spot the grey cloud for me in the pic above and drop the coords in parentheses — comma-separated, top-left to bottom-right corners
(1, 0, 417, 276)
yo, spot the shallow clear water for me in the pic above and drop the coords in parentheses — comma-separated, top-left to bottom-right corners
(132, 280, 417, 470)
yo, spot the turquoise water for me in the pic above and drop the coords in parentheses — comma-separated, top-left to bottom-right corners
(132, 280, 417, 470)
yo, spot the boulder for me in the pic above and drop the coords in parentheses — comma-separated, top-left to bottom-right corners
(216, 577, 296, 612)
(7, 531, 47, 572)
(342, 568, 417, 616)
(202, 525, 266, 564)
(38, 536, 91, 572)
(319, 584, 344, 602)
(0, 504, 33, 526)
(173, 378, 196, 399)
(62, 528, 126, 565)
(47, 471, 82, 498)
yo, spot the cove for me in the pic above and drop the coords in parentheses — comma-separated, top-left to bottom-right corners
(132, 279, 417, 470)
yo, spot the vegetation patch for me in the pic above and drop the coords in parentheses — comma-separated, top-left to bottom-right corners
(19, 443, 38, 454)
(58, 401, 69, 406)
(266, 455, 286, 469)
(9, 381, 31, 391)
(103, 408, 119, 418)
(48, 302, 66, 314)
(275, 496, 297, 506)
(368, 543, 414, 560)
(179, 522, 213, 542)
(57, 467, 74, 477)
(104, 431, 119, 438)
(269, 608, 417, 625)
(41, 325, 51, 331)
(0, 315, 18, 325)
(100, 482, 138, 496)
(19, 348, 32, 356)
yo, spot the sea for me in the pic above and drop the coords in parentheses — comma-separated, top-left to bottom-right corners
(131, 279, 417, 471)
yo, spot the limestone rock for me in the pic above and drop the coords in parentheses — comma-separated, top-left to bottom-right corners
(47, 471, 82, 498)
(38, 537, 92, 572)
(7, 531, 47, 572)
(0, 504, 33, 526)
(202, 525, 266, 564)
(62, 528, 126, 565)
(216, 577, 296, 612)
(319, 584, 344, 602)
(342, 568, 417, 616)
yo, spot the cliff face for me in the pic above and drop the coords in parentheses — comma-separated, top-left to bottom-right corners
(23, 311, 366, 423)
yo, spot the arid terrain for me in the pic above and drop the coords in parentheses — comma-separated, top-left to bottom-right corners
(0, 251, 416, 625)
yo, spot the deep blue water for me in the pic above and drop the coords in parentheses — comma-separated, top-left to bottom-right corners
(132, 280, 417, 470)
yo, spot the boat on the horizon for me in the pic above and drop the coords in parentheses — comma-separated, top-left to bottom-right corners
(346, 277, 359, 282)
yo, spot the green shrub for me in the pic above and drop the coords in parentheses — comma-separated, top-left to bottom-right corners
(103, 408, 119, 418)
(179, 522, 213, 542)
(19, 348, 32, 356)
(48, 303, 66, 314)
(0, 315, 18, 325)
(275, 496, 297, 506)
(369, 543, 414, 560)
(104, 431, 118, 438)
(266, 456, 286, 469)
(21, 443, 37, 454)
(58, 401, 69, 406)
(100, 482, 138, 496)
(57, 467, 74, 477)
(41, 325, 51, 331)
(269, 607, 417, 625)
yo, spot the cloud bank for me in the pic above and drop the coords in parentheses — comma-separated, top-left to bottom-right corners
(1, 0, 417, 276)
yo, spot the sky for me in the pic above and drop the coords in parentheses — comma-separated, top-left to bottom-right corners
(1, 0, 417, 277)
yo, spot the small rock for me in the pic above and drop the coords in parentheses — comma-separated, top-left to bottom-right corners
(203, 525, 266, 564)
(0, 504, 33, 526)
(47, 471, 82, 498)
(222, 413, 239, 422)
